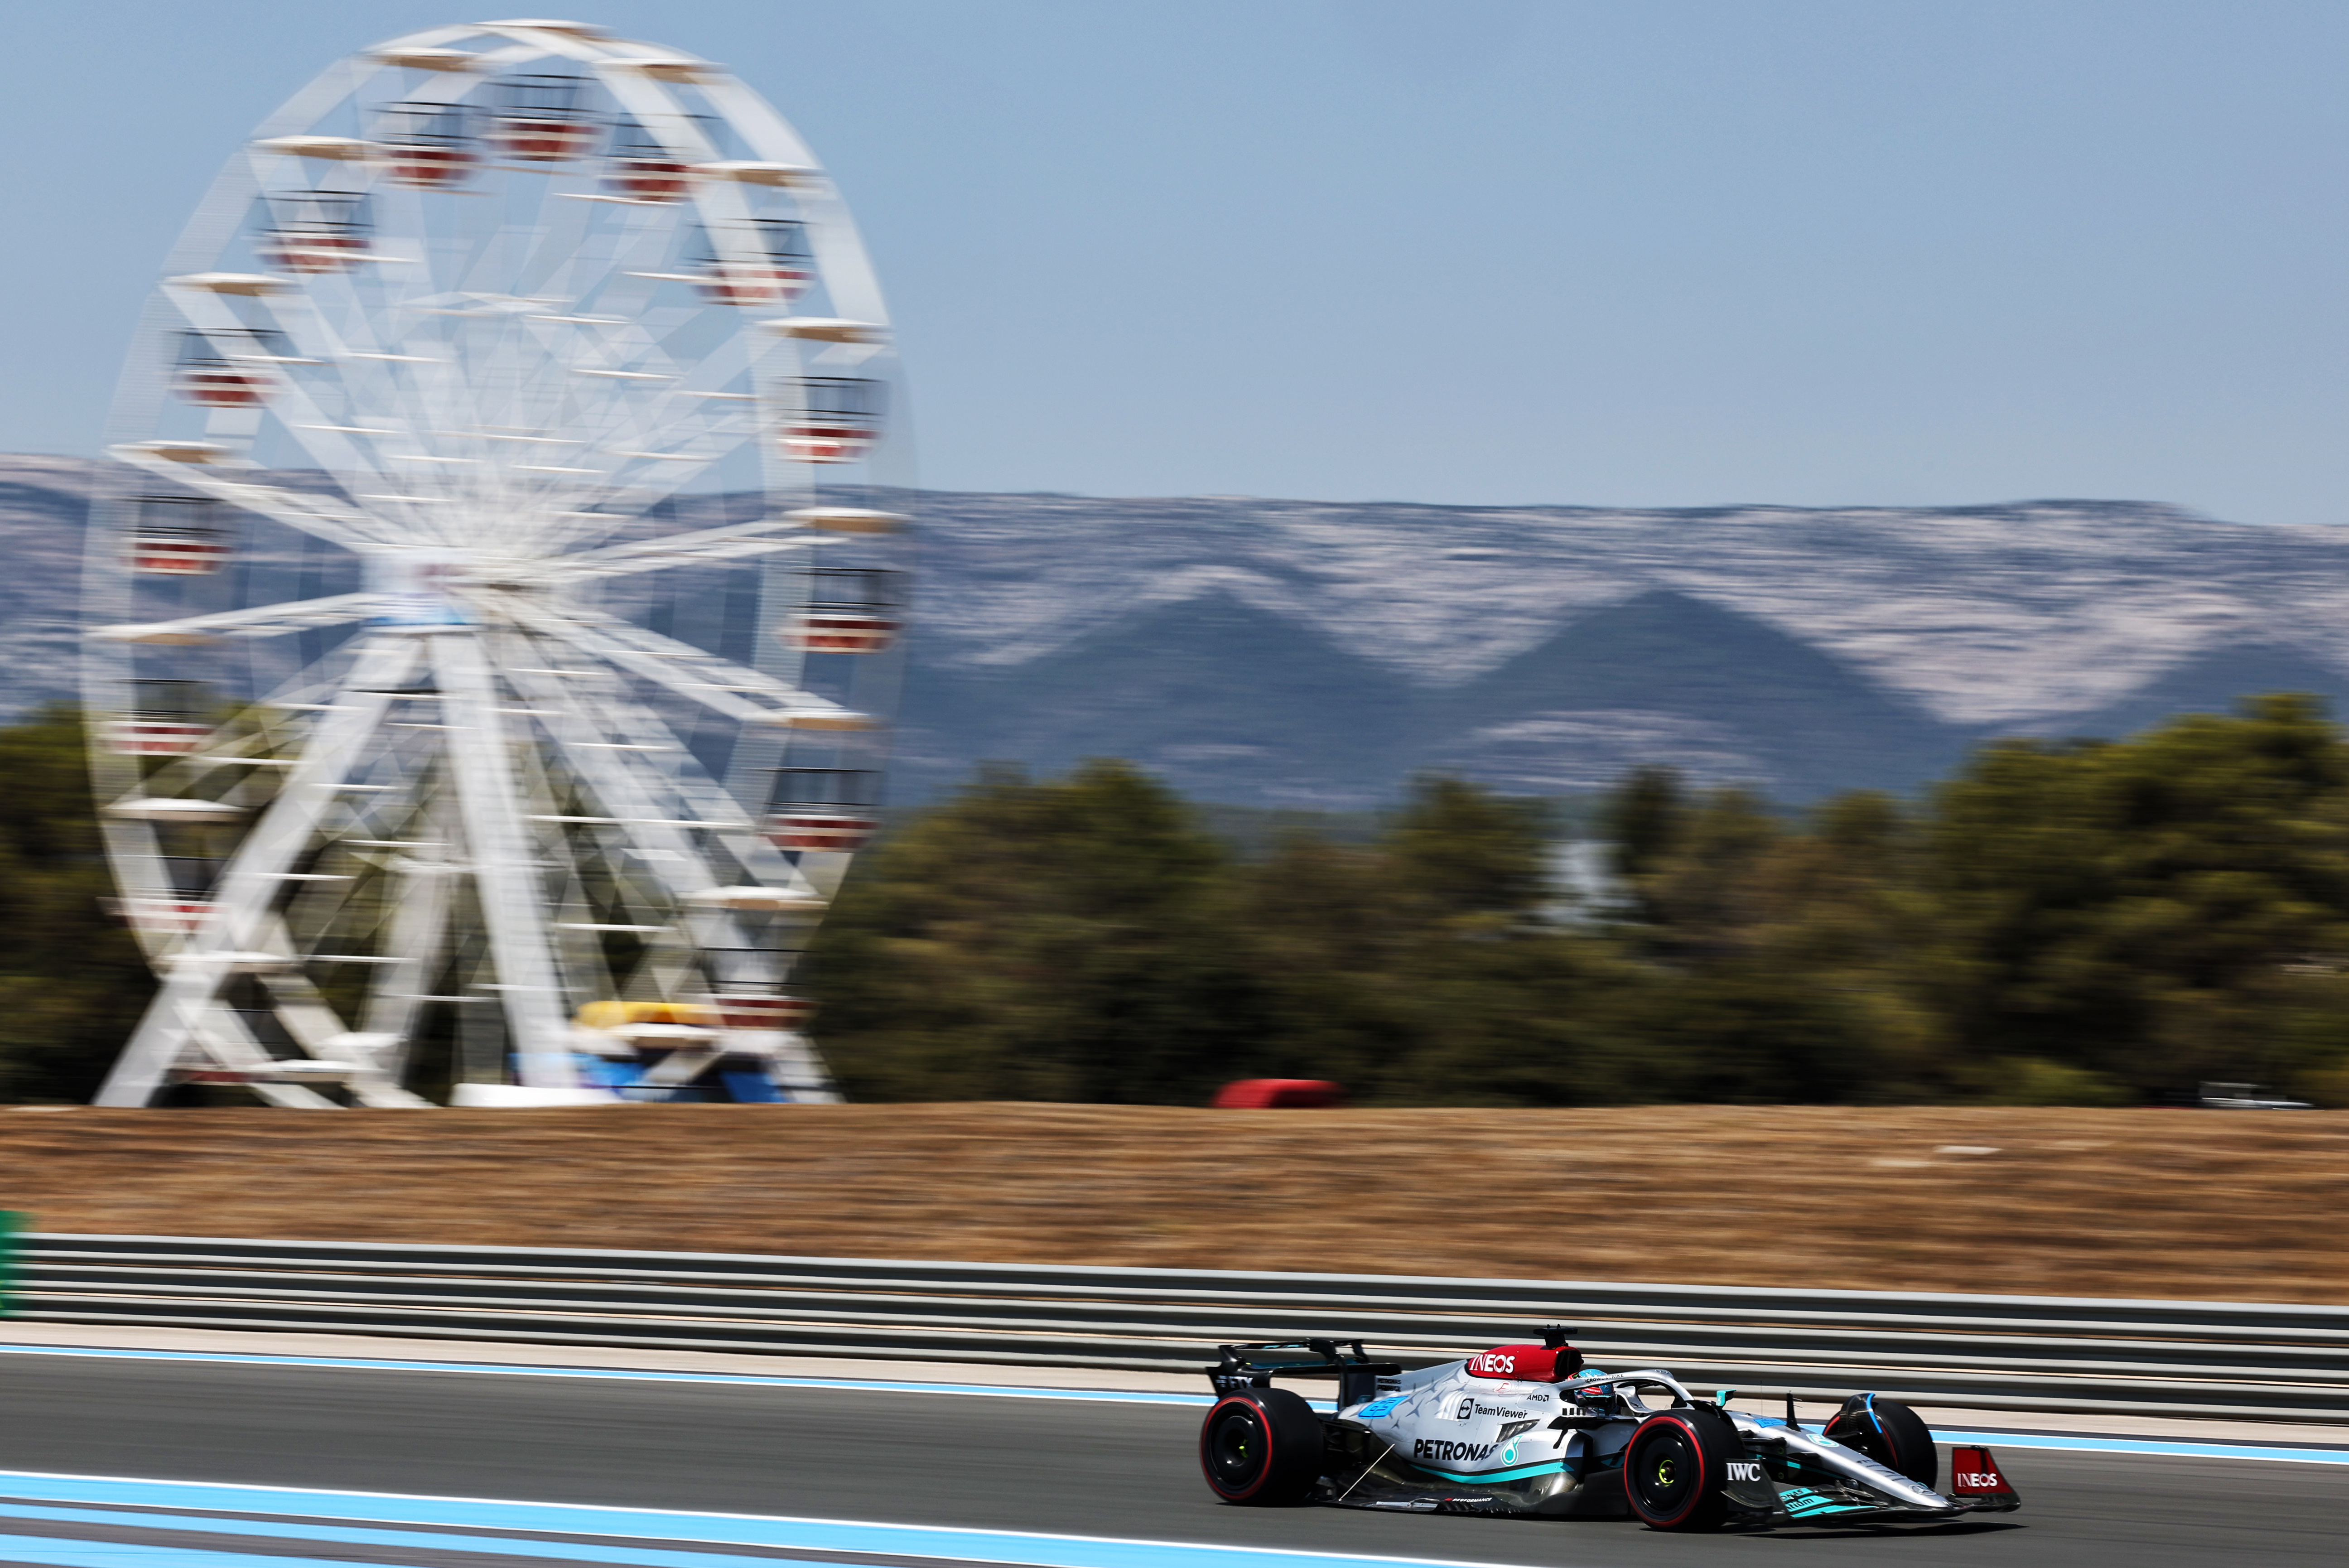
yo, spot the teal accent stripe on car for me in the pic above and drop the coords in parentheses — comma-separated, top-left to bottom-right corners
(1406, 1459, 1567, 1485)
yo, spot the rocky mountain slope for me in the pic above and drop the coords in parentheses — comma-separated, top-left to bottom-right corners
(12, 454, 2349, 805)
(881, 488, 2349, 803)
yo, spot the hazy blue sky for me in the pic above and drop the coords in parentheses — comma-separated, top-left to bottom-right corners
(6, 1, 2346, 521)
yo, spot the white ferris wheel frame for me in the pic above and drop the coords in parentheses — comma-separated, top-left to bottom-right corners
(81, 18, 909, 1108)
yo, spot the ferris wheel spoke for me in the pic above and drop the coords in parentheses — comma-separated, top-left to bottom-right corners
(602, 366, 773, 482)
(432, 631, 583, 1092)
(94, 637, 422, 1107)
(356, 806, 457, 1084)
(110, 449, 402, 550)
(93, 589, 380, 647)
(508, 660, 733, 900)
(534, 517, 804, 583)
(526, 603, 832, 710)
(188, 1005, 342, 1109)
(207, 287, 368, 416)
(619, 391, 760, 472)
(558, 671, 815, 900)
(528, 613, 833, 730)
(504, 694, 627, 990)
(94, 820, 180, 962)
(254, 917, 434, 1109)
(526, 447, 733, 552)
(510, 191, 606, 321)
(506, 656, 786, 1002)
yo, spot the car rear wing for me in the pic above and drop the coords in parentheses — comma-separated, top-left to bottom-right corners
(1207, 1339, 1406, 1408)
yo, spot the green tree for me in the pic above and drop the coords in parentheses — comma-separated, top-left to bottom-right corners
(806, 761, 1263, 1101)
(806, 695, 2349, 1110)
(1231, 826, 1405, 1092)
(1929, 695, 2349, 1097)
(0, 704, 156, 1102)
(812, 768, 1657, 1107)
(1280, 775, 1644, 1105)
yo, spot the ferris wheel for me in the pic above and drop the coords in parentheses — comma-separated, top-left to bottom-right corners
(82, 19, 909, 1108)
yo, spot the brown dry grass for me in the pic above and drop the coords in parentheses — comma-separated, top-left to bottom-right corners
(2, 1105, 2345, 1303)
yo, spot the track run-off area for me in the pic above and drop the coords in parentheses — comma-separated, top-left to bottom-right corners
(0, 1345, 2339, 1568)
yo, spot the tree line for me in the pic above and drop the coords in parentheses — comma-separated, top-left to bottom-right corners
(810, 694, 2349, 1108)
(7, 695, 2349, 1106)
(0, 706, 156, 1103)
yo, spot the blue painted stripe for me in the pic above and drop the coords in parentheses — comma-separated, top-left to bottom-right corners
(3, 1341, 2341, 1467)
(0, 1504, 1244, 1568)
(0, 1534, 446, 1568)
(0, 1473, 1522, 1568)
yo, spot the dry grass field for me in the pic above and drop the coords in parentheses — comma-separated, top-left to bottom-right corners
(2, 1104, 2344, 1303)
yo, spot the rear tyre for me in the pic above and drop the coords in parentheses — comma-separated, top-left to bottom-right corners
(1823, 1396, 1937, 1490)
(1623, 1406, 1739, 1532)
(1199, 1388, 1324, 1505)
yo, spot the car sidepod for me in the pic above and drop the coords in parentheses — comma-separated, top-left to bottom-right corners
(1331, 1367, 1632, 1517)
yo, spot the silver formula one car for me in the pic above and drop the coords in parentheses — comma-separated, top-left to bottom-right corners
(1197, 1332, 2020, 1531)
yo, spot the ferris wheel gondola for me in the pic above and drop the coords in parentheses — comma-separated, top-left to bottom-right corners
(83, 18, 912, 1109)
(607, 115, 702, 201)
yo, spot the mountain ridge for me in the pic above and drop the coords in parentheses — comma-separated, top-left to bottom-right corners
(9, 454, 2348, 805)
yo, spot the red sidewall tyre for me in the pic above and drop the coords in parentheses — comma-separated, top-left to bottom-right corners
(1199, 1389, 1323, 1505)
(1624, 1409, 1736, 1532)
(1823, 1397, 1937, 1490)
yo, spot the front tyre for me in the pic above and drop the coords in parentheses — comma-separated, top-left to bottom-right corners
(1822, 1396, 1937, 1489)
(1200, 1388, 1323, 1505)
(1623, 1407, 1740, 1532)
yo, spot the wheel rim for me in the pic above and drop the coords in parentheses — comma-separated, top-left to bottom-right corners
(1210, 1408, 1268, 1488)
(1633, 1428, 1694, 1514)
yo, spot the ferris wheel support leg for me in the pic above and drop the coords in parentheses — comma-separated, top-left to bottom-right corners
(532, 651, 825, 911)
(560, 668, 823, 902)
(93, 638, 421, 1108)
(434, 631, 587, 1094)
(530, 661, 840, 1102)
(503, 644, 761, 1033)
(361, 825, 456, 1086)
(554, 677, 807, 977)
(190, 1004, 339, 1110)
(505, 650, 740, 908)
(794, 849, 858, 905)
(253, 917, 433, 1110)
(772, 1036, 840, 1104)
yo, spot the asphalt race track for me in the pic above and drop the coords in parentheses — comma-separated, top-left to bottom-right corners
(0, 1350, 2338, 1568)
